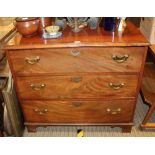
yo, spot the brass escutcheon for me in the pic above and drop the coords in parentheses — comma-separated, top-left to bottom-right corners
(70, 50, 81, 57)
(72, 102, 82, 107)
(71, 77, 82, 83)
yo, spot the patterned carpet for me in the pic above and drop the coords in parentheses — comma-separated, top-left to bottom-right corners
(23, 95, 155, 137)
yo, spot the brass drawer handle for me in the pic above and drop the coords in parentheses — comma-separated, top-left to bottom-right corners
(72, 102, 82, 107)
(71, 77, 82, 83)
(70, 50, 81, 57)
(109, 82, 124, 90)
(112, 54, 129, 63)
(30, 83, 46, 91)
(25, 56, 40, 65)
(106, 108, 122, 115)
(34, 108, 48, 115)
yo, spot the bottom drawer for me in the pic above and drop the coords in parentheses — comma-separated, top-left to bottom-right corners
(21, 100, 135, 124)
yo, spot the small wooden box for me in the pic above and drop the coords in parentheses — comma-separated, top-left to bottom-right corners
(140, 17, 155, 44)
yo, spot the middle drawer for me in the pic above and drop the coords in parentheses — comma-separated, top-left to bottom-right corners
(16, 75, 138, 100)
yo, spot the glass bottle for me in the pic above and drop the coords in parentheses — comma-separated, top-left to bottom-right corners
(103, 17, 117, 32)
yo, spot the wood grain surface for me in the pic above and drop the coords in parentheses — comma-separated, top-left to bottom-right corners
(21, 99, 135, 123)
(8, 47, 144, 75)
(16, 75, 138, 100)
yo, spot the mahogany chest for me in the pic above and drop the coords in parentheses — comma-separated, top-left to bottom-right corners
(2, 21, 149, 132)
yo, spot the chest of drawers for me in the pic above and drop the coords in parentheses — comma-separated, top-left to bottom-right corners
(2, 21, 149, 133)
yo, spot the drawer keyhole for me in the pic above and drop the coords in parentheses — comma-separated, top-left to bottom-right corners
(72, 102, 82, 107)
(71, 77, 82, 83)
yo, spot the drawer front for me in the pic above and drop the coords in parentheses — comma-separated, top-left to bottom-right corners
(16, 75, 138, 100)
(8, 47, 144, 75)
(21, 100, 135, 123)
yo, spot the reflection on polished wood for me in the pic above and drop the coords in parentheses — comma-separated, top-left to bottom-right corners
(2, 21, 149, 50)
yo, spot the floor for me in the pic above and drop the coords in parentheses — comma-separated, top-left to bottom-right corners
(23, 95, 155, 137)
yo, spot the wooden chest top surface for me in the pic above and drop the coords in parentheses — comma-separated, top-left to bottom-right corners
(2, 21, 149, 50)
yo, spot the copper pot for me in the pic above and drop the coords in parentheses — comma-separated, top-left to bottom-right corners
(15, 17, 39, 37)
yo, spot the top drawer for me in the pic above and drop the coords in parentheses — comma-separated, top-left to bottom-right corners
(8, 47, 145, 75)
